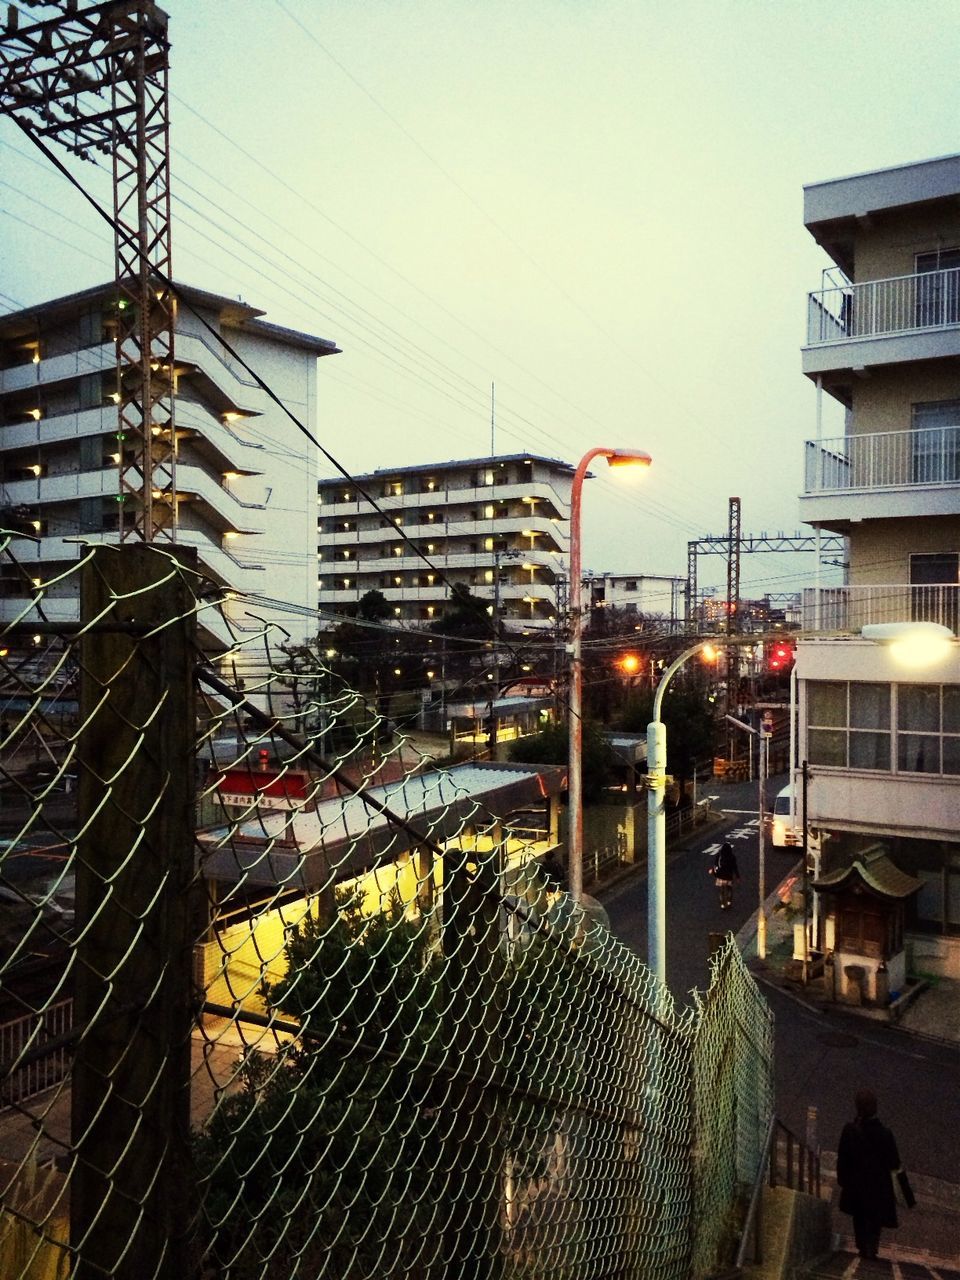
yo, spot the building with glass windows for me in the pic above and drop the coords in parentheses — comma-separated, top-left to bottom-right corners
(317, 454, 575, 633)
(794, 153, 960, 980)
(0, 282, 338, 650)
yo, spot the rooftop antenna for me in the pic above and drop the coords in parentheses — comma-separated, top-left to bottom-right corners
(490, 381, 495, 457)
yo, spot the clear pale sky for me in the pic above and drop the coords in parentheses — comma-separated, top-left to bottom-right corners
(3, 0, 958, 602)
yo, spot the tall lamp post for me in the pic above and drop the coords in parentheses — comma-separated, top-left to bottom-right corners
(568, 447, 652, 902)
(646, 640, 717, 982)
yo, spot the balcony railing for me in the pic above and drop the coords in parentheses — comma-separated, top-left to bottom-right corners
(802, 584, 960, 633)
(807, 266, 960, 345)
(804, 426, 960, 493)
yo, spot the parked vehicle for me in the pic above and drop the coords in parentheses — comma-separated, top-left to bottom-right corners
(770, 784, 798, 848)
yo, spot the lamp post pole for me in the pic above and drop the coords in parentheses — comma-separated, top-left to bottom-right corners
(568, 448, 651, 902)
(724, 709, 771, 959)
(646, 640, 716, 981)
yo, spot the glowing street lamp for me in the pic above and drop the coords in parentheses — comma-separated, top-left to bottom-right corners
(861, 621, 955, 666)
(568, 448, 652, 902)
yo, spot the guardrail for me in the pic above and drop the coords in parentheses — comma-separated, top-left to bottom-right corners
(735, 1115, 821, 1270)
(804, 425, 960, 492)
(807, 266, 960, 344)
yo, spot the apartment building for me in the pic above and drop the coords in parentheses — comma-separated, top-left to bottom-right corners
(317, 454, 574, 632)
(584, 571, 684, 627)
(795, 153, 960, 979)
(0, 282, 338, 649)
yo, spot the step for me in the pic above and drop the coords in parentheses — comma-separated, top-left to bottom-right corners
(805, 1249, 960, 1278)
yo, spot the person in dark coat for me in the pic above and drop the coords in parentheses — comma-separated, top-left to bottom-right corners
(836, 1088, 902, 1260)
(709, 840, 740, 909)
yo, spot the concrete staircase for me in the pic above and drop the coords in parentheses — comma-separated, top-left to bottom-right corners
(803, 1153, 960, 1280)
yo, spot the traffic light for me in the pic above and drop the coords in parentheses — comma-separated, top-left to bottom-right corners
(766, 640, 795, 672)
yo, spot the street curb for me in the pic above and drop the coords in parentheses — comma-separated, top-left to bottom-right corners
(739, 869, 960, 1053)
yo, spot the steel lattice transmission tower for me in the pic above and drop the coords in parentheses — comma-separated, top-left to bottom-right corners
(1, 0, 175, 543)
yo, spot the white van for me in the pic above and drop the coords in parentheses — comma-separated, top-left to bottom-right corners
(770, 784, 798, 848)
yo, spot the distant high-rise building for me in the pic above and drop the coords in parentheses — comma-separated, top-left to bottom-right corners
(317, 454, 575, 633)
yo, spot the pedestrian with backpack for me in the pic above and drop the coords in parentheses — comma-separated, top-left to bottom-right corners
(709, 840, 740, 909)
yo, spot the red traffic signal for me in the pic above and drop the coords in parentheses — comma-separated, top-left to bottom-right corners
(766, 641, 795, 672)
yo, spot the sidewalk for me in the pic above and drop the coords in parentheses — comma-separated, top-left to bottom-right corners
(737, 864, 960, 1048)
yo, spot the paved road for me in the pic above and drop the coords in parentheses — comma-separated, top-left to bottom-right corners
(602, 774, 793, 1001)
(600, 775, 960, 1190)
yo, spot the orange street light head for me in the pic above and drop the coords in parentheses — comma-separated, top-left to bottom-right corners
(701, 643, 720, 663)
(605, 450, 653, 470)
(620, 654, 641, 674)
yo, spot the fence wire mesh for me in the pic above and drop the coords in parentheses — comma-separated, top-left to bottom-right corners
(0, 541, 773, 1279)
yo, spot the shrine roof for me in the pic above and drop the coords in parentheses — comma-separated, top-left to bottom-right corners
(811, 847, 923, 900)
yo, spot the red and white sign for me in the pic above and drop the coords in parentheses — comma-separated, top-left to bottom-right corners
(214, 768, 311, 811)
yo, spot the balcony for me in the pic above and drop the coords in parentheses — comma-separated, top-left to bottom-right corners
(803, 267, 960, 379)
(801, 584, 960, 633)
(0, 343, 114, 395)
(800, 425, 960, 526)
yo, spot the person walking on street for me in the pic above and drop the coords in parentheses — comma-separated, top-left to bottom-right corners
(709, 840, 740, 909)
(837, 1088, 905, 1261)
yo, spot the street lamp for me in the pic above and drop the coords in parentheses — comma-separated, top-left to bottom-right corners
(646, 640, 718, 981)
(568, 447, 652, 902)
(861, 620, 955, 666)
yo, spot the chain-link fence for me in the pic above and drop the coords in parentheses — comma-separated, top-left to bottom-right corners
(0, 542, 773, 1279)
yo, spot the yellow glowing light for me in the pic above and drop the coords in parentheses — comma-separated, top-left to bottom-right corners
(863, 621, 955, 667)
(28, 464, 41, 476)
(426, 669, 435, 678)
(28, 408, 41, 421)
(605, 450, 653, 470)
(620, 654, 641, 674)
(701, 643, 720, 662)
(222, 412, 241, 424)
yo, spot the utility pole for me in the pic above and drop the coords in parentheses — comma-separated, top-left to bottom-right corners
(1, 1, 176, 544)
(725, 496, 741, 721)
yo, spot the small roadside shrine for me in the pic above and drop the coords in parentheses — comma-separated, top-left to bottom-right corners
(812, 847, 922, 1007)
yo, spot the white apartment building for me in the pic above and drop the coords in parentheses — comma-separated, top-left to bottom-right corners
(0, 282, 338, 649)
(795, 154, 960, 978)
(584, 571, 685, 627)
(317, 454, 574, 633)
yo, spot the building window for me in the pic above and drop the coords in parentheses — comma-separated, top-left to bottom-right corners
(915, 249, 960, 327)
(909, 550, 959, 630)
(911, 401, 960, 485)
(898, 684, 960, 775)
(624, 580, 637, 591)
(484, 505, 495, 519)
(807, 681, 890, 770)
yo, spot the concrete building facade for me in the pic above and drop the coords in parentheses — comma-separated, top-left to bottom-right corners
(584, 571, 685, 627)
(795, 153, 960, 980)
(0, 283, 338, 649)
(317, 453, 575, 633)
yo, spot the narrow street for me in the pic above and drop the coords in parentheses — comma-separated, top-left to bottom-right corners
(599, 778, 960, 1210)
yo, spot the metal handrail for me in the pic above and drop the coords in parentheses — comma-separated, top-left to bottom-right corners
(735, 1116, 821, 1269)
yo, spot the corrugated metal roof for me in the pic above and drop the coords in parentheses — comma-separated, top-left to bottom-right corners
(199, 761, 564, 889)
